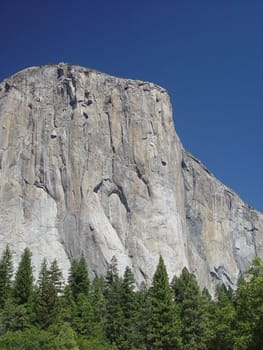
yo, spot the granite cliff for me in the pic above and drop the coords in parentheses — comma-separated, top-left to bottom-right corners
(0, 63, 262, 294)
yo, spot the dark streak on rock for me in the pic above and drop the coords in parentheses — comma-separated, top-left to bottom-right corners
(135, 164, 151, 197)
(222, 271, 234, 285)
(139, 267, 147, 280)
(4, 83, 11, 93)
(181, 159, 189, 171)
(110, 185, 131, 213)
(34, 181, 54, 200)
(57, 68, 64, 79)
(106, 111, 116, 154)
(210, 271, 220, 280)
(93, 180, 103, 193)
(251, 228, 258, 256)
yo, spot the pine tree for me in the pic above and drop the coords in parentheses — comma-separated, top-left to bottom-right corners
(34, 258, 63, 329)
(0, 245, 13, 307)
(90, 277, 108, 342)
(202, 287, 212, 302)
(13, 247, 33, 305)
(134, 282, 149, 350)
(105, 255, 119, 286)
(201, 287, 216, 348)
(210, 284, 236, 350)
(234, 257, 263, 350)
(147, 256, 182, 350)
(104, 256, 124, 348)
(119, 266, 139, 349)
(171, 267, 212, 349)
(0, 299, 31, 333)
(71, 292, 95, 337)
(68, 254, 90, 300)
(49, 259, 63, 295)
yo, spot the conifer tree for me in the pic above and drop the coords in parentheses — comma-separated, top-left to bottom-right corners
(34, 258, 62, 329)
(209, 284, 236, 350)
(133, 281, 150, 349)
(105, 255, 119, 286)
(121, 266, 136, 317)
(147, 256, 182, 350)
(71, 292, 95, 338)
(119, 266, 140, 349)
(90, 277, 108, 342)
(49, 259, 63, 295)
(13, 247, 33, 305)
(0, 299, 31, 333)
(68, 254, 90, 300)
(172, 267, 212, 350)
(0, 245, 13, 307)
(104, 256, 124, 348)
(234, 257, 263, 349)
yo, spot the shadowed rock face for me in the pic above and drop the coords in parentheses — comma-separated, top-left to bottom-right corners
(0, 63, 262, 294)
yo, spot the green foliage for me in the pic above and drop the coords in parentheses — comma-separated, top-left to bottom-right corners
(48, 322, 79, 350)
(208, 284, 236, 350)
(147, 256, 182, 349)
(104, 256, 124, 348)
(49, 259, 63, 294)
(0, 324, 78, 350)
(133, 283, 149, 349)
(119, 266, 142, 349)
(0, 328, 57, 350)
(103, 260, 146, 349)
(202, 287, 212, 302)
(71, 293, 95, 337)
(172, 267, 212, 350)
(234, 257, 263, 349)
(33, 258, 63, 329)
(68, 254, 90, 300)
(0, 245, 13, 307)
(105, 255, 119, 287)
(13, 248, 33, 305)
(0, 247, 262, 350)
(89, 277, 107, 342)
(77, 336, 113, 350)
(0, 299, 31, 334)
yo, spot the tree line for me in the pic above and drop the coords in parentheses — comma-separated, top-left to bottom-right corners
(0, 245, 262, 349)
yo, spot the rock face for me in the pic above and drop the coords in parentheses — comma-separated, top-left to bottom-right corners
(0, 63, 262, 294)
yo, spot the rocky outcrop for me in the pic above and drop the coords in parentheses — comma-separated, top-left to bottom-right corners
(0, 63, 262, 294)
(182, 151, 263, 292)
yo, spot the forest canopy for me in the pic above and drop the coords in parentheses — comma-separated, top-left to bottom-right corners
(0, 245, 262, 350)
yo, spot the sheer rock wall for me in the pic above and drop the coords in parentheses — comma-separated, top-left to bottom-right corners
(0, 63, 262, 293)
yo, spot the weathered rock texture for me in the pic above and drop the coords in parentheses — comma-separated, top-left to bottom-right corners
(0, 63, 262, 294)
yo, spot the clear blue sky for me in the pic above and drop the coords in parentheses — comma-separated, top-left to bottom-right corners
(1, 0, 262, 212)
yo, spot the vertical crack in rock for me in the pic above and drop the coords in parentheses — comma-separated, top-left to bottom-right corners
(251, 227, 258, 256)
(222, 271, 234, 286)
(93, 180, 104, 193)
(60, 66, 78, 109)
(110, 185, 131, 214)
(150, 120, 156, 136)
(224, 190, 233, 210)
(33, 181, 54, 200)
(5, 82, 11, 93)
(134, 163, 151, 197)
(57, 67, 64, 79)
(106, 111, 116, 154)
(212, 266, 234, 287)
